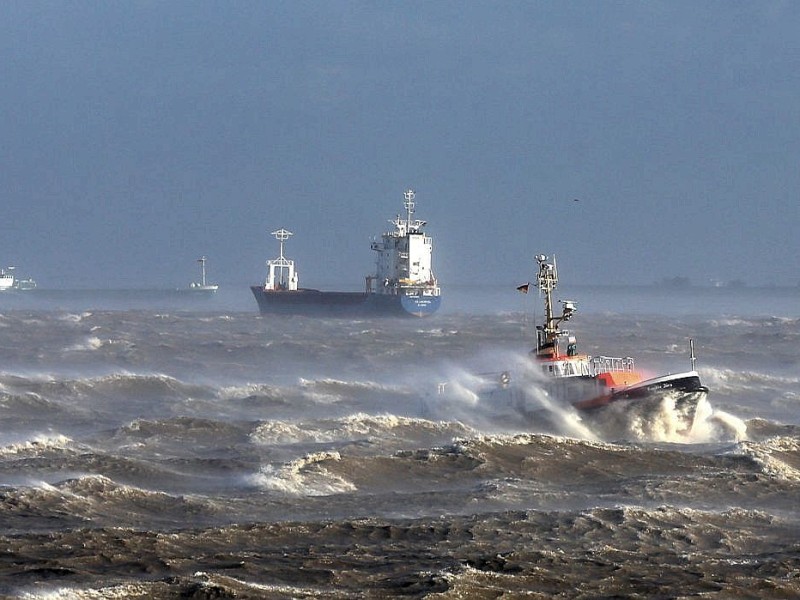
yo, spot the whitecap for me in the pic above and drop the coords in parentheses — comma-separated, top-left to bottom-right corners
(249, 451, 356, 496)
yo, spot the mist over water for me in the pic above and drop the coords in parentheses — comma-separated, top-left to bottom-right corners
(1, 285, 799, 597)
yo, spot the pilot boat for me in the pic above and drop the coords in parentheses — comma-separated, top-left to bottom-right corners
(496, 254, 708, 434)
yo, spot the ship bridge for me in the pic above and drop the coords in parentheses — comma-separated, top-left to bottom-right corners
(368, 190, 438, 296)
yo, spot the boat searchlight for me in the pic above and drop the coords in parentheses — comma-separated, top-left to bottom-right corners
(560, 300, 577, 321)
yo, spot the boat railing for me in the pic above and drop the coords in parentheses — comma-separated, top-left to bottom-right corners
(590, 355, 636, 376)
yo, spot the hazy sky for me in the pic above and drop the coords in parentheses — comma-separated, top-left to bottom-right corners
(2, 2, 798, 289)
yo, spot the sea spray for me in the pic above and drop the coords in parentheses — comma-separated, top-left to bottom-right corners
(688, 396, 749, 443)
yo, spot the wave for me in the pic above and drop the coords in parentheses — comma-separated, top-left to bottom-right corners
(101, 417, 250, 452)
(243, 429, 800, 511)
(2, 373, 216, 405)
(708, 316, 800, 328)
(298, 377, 410, 398)
(63, 336, 104, 352)
(250, 420, 320, 445)
(18, 583, 160, 599)
(250, 413, 475, 447)
(250, 451, 357, 496)
(15, 577, 314, 600)
(0, 474, 218, 530)
(0, 433, 75, 457)
(732, 437, 800, 482)
(220, 378, 413, 408)
(701, 367, 800, 392)
(217, 382, 295, 405)
(335, 413, 471, 439)
(429, 432, 779, 488)
(56, 312, 94, 323)
(60, 333, 138, 354)
(0, 391, 63, 417)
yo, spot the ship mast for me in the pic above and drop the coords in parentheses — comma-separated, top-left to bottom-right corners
(272, 228, 292, 286)
(197, 256, 208, 287)
(404, 189, 415, 231)
(273, 228, 291, 260)
(535, 254, 576, 353)
(536, 254, 558, 340)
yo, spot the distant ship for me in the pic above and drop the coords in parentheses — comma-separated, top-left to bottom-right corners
(187, 256, 218, 294)
(0, 267, 36, 291)
(251, 189, 441, 317)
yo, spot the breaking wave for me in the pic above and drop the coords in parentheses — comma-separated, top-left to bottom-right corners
(250, 451, 357, 496)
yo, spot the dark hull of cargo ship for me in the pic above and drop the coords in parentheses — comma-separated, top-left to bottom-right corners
(250, 286, 441, 317)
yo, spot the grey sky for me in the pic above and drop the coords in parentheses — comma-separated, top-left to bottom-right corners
(1, 2, 798, 289)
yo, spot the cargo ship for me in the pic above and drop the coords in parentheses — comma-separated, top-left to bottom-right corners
(251, 189, 441, 317)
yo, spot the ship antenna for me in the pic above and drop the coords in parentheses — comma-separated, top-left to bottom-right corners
(404, 189, 415, 230)
(272, 228, 293, 260)
(689, 338, 697, 371)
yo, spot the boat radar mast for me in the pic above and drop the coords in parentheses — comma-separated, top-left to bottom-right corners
(404, 189, 416, 230)
(264, 228, 299, 291)
(391, 189, 427, 236)
(197, 256, 209, 287)
(189, 256, 218, 292)
(535, 254, 577, 354)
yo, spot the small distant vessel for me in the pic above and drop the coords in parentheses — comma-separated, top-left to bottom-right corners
(187, 256, 218, 294)
(0, 267, 36, 291)
(14, 278, 37, 291)
(490, 254, 707, 433)
(251, 189, 441, 317)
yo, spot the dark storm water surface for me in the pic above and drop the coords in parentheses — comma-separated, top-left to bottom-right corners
(0, 285, 799, 598)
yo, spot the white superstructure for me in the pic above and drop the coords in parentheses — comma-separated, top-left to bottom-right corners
(0, 266, 37, 291)
(368, 190, 440, 298)
(263, 228, 299, 291)
(0, 269, 14, 291)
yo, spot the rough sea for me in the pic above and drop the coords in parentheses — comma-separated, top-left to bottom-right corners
(1, 285, 798, 598)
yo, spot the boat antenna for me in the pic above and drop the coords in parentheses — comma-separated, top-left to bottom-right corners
(404, 189, 415, 230)
(689, 338, 697, 371)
